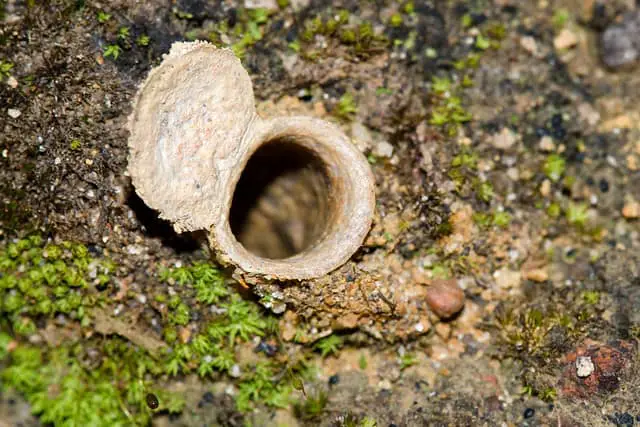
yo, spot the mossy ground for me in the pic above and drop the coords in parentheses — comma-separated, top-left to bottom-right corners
(1, 0, 640, 426)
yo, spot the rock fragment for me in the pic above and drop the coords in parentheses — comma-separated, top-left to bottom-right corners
(576, 356, 595, 378)
(554, 29, 578, 50)
(425, 279, 465, 319)
(622, 200, 640, 218)
(491, 128, 517, 150)
(7, 108, 21, 118)
(601, 10, 640, 69)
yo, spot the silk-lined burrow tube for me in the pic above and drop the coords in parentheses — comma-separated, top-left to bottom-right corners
(127, 41, 375, 281)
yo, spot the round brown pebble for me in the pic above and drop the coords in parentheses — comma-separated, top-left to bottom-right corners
(425, 279, 465, 319)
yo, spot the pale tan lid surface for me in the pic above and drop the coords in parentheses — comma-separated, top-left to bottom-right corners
(128, 42, 256, 232)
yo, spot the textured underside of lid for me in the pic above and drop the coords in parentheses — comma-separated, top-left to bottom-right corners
(127, 41, 256, 232)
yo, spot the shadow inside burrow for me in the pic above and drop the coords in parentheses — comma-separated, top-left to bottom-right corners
(126, 191, 202, 253)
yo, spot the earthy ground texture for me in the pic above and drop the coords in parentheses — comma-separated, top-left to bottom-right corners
(1, 0, 640, 426)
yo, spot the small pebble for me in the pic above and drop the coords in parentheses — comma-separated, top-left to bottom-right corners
(229, 364, 242, 378)
(554, 28, 578, 50)
(601, 10, 640, 69)
(491, 128, 517, 150)
(520, 36, 538, 55)
(7, 108, 21, 118)
(622, 201, 640, 219)
(576, 355, 595, 378)
(425, 279, 465, 319)
(6, 76, 18, 88)
(373, 140, 394, 158)
(538, 136, 555, 152)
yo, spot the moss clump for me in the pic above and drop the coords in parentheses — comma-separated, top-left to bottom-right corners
(0, 236, 113, 333)
(294, 389, 328, 421)
(0, 236, 317, 423)
(565, 201, 588, 228)
(201, 8, 274, 59)
(314, 334, 343, 357)
(448, 148, 479, 192)
(428, 76, 472, 136)
(473, 210, 511, 229)
(1, 338, 184, 426)
(291, 10, 386, 60)
(334, 92, 358, 121)
(155, 262, 311, 412)
(543, 154, 566, 183)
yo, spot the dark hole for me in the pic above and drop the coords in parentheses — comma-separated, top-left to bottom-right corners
(126, 191, 201, 253)
(229, 139, 331, 260)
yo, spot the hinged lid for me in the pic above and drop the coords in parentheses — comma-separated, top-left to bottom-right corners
(128, 41, 256, 232)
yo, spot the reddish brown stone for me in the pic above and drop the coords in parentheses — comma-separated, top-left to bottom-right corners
(425, 279, 465, 320)
(559, 340, 636, 398)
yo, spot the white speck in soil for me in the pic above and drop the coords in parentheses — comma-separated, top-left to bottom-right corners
(7, 108, 21, 118)
(113, 304, 124, 316)
(576, 355, 595, 378)
(229, 364, 242, 378)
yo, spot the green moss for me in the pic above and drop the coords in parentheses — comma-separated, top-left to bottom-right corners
(169, 302, 190, 326)
(429, 77, 472, 136)
(314, 334, 343, 357)
(0, 236, 112, 331)
(117, 26, 130, 42)
(103, 44, 122, 60)
(0, 61, 13, 80)
(136, 34, 150, 47)
(451, 150, 478, 169)
(334, 92, 358, 121)
(474, 180, 494, 203)
(492, 211, 512, 228)
(1, 233, 356, 421)
(340, 28, 356, 44)
(552, 9, 570, 30)
(475, 34, 491, 50)
(487, 23, 506, 41)
(581, 290, 600, 305)
(293, 10, 384, 59)
(294, 389, 328, 421)
(473, 210, 511, 229)
(461, 14, 473, 29)
(358, 353, 368, 370)
(546, 202, 561, 218)
(2, 339, 162, 426)
(566, 202, 588, 228)
(360, 417, 378, 427)
(389, 13, 403, 27)
(543, 154, 566, 182)
(204, 7, 274, 59)
(236, 362, 293, 411)
(399, 352, 417, 370)
(403, 2, 415, 15)
(96, 11, 111, 23)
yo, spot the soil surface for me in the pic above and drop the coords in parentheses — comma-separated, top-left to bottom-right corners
(1, 0, 639, 426)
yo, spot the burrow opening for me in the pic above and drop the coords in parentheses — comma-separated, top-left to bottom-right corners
(229, 138, 334, 260)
